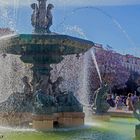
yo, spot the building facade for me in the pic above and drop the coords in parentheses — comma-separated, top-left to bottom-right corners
(94, 43, 140, 74)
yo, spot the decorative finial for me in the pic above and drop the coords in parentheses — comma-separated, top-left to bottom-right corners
(31, 0, 54, 34)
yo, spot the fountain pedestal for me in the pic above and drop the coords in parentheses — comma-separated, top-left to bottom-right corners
(32, 112, 85, 129)
(32, 115, 54, 130)
(92, 113, 110, 122)
(58, 112, 85, 127)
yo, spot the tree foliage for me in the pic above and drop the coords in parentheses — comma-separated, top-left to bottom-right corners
(89, 49, 130, 88)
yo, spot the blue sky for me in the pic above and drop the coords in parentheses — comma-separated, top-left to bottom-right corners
(0, 0, 140, 57)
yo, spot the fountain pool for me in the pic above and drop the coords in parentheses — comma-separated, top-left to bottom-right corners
(0, 118, 138, 140)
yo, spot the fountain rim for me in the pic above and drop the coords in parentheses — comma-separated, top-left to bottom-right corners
(0, 33, 95, 55)
(1, 33, 94, 45)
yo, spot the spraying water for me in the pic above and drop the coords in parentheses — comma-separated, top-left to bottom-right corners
(90, 48, 102, 84)
(13, 0, 19, 31)
(55, 6, 137, 50)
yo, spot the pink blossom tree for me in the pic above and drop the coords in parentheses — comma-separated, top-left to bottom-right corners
(94, 47, 130, 89)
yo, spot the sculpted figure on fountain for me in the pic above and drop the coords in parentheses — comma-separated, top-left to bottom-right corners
(92, 84, 110, 114)
(22, 76, 33, 97)
(31, 0, 54, 33)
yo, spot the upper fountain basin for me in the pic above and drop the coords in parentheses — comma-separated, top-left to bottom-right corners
(0, 34, 94, 55)
(0, 34, 94, 64)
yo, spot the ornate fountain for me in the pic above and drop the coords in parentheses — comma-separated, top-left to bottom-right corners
(0, 0, 94, 129)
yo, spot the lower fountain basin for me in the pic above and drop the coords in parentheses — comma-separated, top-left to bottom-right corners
(0, 117, 138, 140)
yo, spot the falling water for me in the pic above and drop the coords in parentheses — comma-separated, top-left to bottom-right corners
(0, 0, 27, 102)
(78, 52, 90, 107)
(0, 0, 19, 32)
(0, 54, 32, 103)
(50, 47, 102, 116)
(50, 53, 88, 105)
(0, 33, 30, 103)
(13, 0, 19, 25)
(75, 47, 103, 118)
